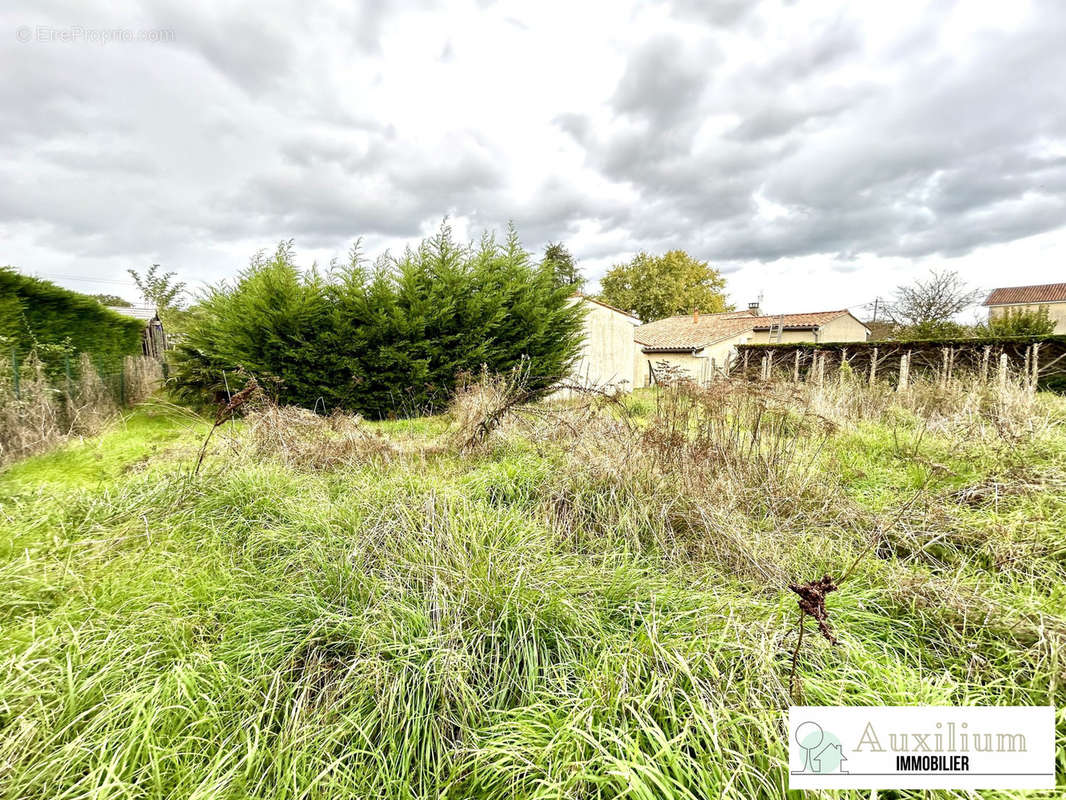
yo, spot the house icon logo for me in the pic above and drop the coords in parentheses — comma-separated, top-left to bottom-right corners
(795, 721, 849, 774)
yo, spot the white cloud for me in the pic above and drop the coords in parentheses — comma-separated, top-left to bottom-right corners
(0, 0, 1063, 313)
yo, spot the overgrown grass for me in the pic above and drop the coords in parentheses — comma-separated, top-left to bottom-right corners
(1, 379, 1064, 799)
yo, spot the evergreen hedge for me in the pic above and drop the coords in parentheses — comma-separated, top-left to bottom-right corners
(172, 224, 585, 417)
(0, 268, 145, 375)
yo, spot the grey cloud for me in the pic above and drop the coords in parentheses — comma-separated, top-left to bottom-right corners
(553, 113, 592, 145)
(753, 15, 862, 81)
(611, 35, 716, 126)
(470, 177, 632, 248)
(228, 131, 506, 245)
(2, 0, 1066, 287)
(142, 1, 298, 94)
(569, 3, 1066, 263)
(667, 0, 756, 28)
(725, 102, 848, 141)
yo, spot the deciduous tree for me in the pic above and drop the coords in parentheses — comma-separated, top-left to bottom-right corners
(887, 269, 981, 340)
(128, 264, 187, 310)
(598, 250, 729, 322)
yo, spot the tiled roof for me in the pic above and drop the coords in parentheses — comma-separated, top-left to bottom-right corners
(702, 309, 759, 319)
(636, 315, 758, 349)
(750, 310, 851, 330)
(635, 309, 853, 350)
(983, 283, 1066, 306)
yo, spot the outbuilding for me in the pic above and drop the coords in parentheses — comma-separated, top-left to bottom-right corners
(634, 307, 870, 386)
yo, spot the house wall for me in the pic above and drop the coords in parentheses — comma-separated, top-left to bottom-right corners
(818, 314, 871, 342)
(748, 315, 869, 344)
(566, 298, 639, 392)
(636, 331, 750, 386)
(749, 329, 820, 344)
(989, 302, 1066, 334)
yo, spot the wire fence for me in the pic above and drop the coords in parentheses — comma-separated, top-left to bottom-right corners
(1, 348, 165, 466)
(733, 336, 1066, 390)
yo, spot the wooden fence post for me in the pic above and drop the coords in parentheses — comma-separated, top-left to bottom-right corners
(1030, 343, 1040, 391)
(980, 345, 990, 384)
(939, 348, 949, 386)
(743, 350, 750, 378)
(869, 346, 878, 386)
(793, 349, 801, 382)
(998, 352, 1008, 391)
(1023, 347, 1031, 388)
(898, 352, 910, 391)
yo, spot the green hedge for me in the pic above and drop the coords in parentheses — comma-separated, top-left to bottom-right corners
(0, 268, 145, 374)
(737, 333, 1066, 350)
(171, 225, 586, 418)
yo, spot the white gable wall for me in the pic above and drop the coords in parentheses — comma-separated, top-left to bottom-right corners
(567, 298, 640, 392)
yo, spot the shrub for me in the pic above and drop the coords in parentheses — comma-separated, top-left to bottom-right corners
(982, 306, 1056, 337)
(172, 224, 585, 418)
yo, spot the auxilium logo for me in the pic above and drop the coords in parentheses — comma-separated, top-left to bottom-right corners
(788, 706, 1055, 791)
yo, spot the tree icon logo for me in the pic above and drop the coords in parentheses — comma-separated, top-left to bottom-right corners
(795, 721, 848, 774)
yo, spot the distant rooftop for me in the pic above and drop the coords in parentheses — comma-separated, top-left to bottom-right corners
(106, 306, 158, 321)
(983, 283, 1066, 306)
(635, 309, 857, 350)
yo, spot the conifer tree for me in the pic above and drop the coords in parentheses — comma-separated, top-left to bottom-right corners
(172, 223, 584, 417)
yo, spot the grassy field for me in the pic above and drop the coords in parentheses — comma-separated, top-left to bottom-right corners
(1, 379, 1064, 799)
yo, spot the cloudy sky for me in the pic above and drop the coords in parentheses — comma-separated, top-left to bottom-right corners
(2, 0, 1064, 318)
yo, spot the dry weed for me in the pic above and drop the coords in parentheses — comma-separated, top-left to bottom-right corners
(66, 353, 118, 435)
(242, 402, 395, 469)
(0, 352, 62, 464)
(123, 355, 164, 406)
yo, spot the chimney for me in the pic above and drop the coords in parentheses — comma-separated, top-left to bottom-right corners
(693, 308, 700, 324)
(748, 301, 761, 316)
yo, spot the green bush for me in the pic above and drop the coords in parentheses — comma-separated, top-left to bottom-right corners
(172, 224, 585, 417)
(980, 306, 1056, 337)
(0, 268, 145, 375)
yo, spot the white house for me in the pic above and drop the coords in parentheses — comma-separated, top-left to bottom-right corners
(564, 295, 641, 393)
(633, 306, 870, 386)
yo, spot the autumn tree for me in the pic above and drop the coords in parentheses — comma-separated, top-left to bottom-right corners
(598, 250, 730, 322)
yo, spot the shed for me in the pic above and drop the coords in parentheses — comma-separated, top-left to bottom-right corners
(105, 306, 168, 360)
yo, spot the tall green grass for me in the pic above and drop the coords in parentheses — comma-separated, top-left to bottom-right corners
(0, 384, 1064, 799)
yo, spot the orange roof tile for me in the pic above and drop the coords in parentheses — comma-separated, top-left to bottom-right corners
(635, 309, 855, 350)
(635, 315, 757, 350)
(750, 310, 852, 329)
(983, 283, 1066, 306)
